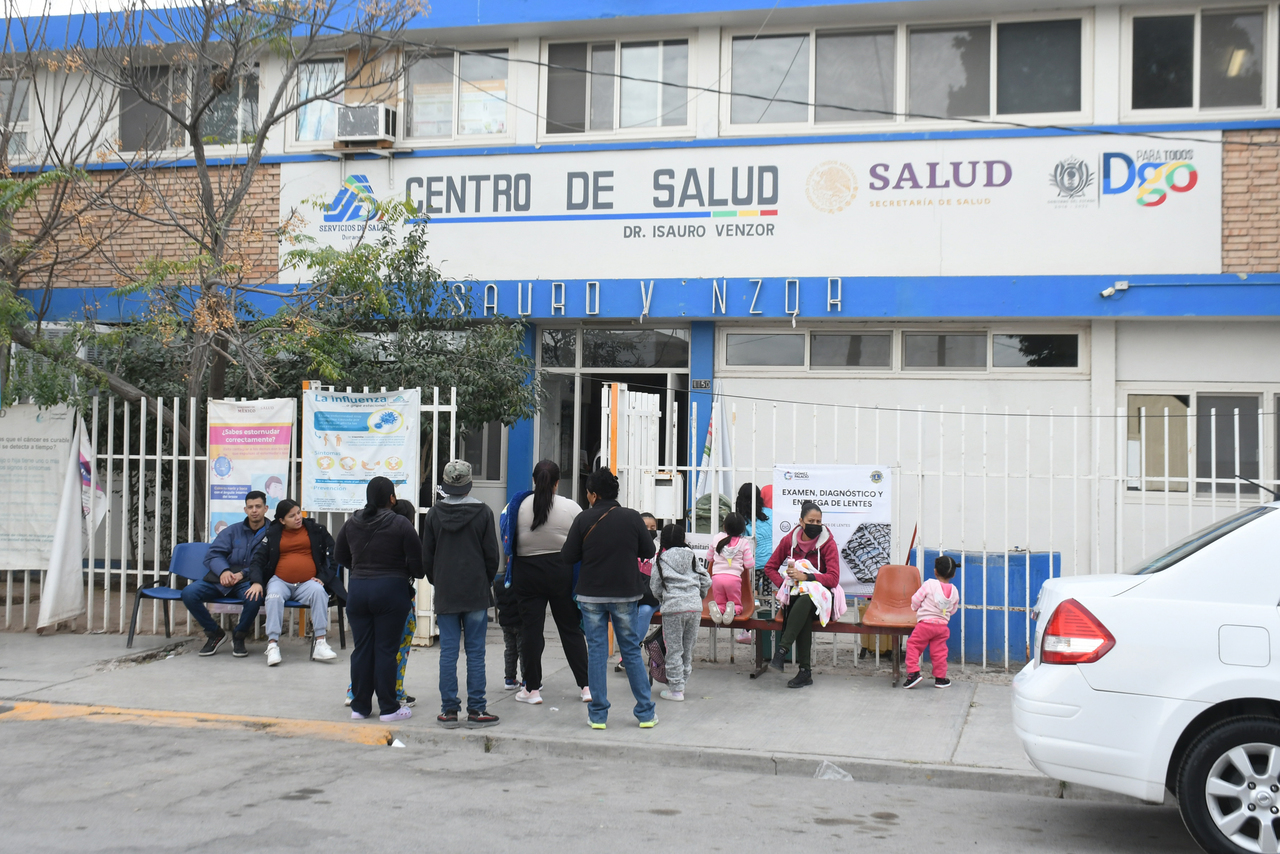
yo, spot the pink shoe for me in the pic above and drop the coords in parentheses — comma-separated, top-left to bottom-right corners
(379, 705, 412, 722)
(351, 711, 366, 720)
(581, 686, 592, 703)
(516, 688, 543, 705)
(735, 630, 753, 645)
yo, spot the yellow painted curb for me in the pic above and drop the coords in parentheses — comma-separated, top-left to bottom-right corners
(0, 701, 395, 746)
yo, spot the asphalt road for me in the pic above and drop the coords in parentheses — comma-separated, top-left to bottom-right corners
(0, 718, 1200, 854)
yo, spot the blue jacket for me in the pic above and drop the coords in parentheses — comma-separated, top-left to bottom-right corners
(203, 518, 269, 584)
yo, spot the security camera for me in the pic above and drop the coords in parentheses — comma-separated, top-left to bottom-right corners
(1100, 286, 1116, 298)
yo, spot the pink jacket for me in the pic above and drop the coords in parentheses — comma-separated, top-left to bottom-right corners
(912, 578, 959, 625)
(706, 533, 755, 577)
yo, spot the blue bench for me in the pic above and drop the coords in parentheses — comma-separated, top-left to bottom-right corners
(127, 541, 346, 655)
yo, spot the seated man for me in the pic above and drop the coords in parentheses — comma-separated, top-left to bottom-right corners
(181, 491, 270, 657)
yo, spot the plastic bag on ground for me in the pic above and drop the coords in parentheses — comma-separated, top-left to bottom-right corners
(814, 760, 853, 781)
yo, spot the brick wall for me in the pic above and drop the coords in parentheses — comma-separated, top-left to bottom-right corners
(1223, 130, 1280, 273)
(11, 162, 280, 290)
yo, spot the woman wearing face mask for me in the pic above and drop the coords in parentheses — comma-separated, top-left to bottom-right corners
(761, 501, 840, 689)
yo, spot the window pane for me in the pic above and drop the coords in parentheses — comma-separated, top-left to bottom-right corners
(583, 328, 689, 368)
(909, 26, 990, 118)
(461, 424, 484, 473)
(661, 40, 689, 125)
(1197, 395, 1260, 494)
(811, 334, 891, 367)
(539, 374, 577, 496)
(731, 34, 810, 124)
(1, 78, 29, 124)
(240, 68, 259, 142)
(408, 52, 454, 137)
(815, 31, 894, 122)
(620, 41, 660, 128)
(541, 328, 576, 367)
(546, 43, 587, 134)
(201, 68, 257, 145)
(992, 334, 1078, 367)
(459, 50, 508, 134)
(903, 333, 986, 368)
(1132, 16, 1194, 109)
(296, 60, 342, 141)
(997, 20, 1081, 114)
(1201, 11, 1264, 108)
(485, 420, 503, 481)
(121, 66, 174, 151)
(725, 333, 804, 366)
(1127, 395, 1190, 492)
(590, 43, 615, 130)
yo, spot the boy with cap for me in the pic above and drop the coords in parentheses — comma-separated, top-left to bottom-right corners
(422, 460, 501, 728)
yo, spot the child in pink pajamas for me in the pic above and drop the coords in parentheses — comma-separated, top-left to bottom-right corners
(706, 513, 754, 625)
(904, 555, 960, 689)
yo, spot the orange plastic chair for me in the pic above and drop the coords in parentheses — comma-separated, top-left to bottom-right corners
(861, 564, 922, 628)
(702, 572, 756, 622)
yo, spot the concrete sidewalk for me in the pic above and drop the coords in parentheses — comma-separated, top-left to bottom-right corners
(0, 630, 1108, 801)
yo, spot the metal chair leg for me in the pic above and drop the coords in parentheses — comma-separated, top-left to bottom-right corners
(162, 600, 171, 639)
(127, 592, 146, 648)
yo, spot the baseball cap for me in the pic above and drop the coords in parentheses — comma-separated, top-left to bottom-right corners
(441, 459, 473, 495)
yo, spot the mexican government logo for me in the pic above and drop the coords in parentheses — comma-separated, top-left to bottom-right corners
(1050, 157, 1093, 200)
(323, 174, 381, 223)
(806, 161, 858, 213)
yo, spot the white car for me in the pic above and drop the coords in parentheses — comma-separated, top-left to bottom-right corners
(1013, 503, 1280, 854)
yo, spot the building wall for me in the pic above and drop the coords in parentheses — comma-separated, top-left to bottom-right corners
(1223, 131, 1280, 274)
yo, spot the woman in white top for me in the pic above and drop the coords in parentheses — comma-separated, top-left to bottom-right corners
(511, 460, 590, 706)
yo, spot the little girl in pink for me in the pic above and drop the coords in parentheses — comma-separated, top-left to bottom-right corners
(904, 555, 960, 689)
(706, 513, 754, 625)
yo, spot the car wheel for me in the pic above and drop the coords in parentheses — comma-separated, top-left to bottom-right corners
(1179, 717, 1280, 854)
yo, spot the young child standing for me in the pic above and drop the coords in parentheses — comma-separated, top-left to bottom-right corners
(706, 513, 754, 625)
(904, 555, 961, 689)
(493, 575, 524, 690)
(651, 524, 711, 702)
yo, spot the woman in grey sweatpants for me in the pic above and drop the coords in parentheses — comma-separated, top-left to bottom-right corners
(650, 524, 712, 702)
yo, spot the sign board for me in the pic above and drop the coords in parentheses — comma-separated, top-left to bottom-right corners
(772, 464, 893, 595)
(0, 405, 75, 569)
(280, 132, 1221, 282)
(301, 389, 420, 512)
(207, 398, 296, 534)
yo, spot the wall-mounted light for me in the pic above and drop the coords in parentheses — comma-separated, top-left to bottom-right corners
(1100, 280, 1129, 298)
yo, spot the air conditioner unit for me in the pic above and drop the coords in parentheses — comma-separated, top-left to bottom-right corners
(337, 103, 397, 143)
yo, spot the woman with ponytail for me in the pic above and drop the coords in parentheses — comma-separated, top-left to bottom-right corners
(511, 460, 589, 706)
(335, 477, 423, 722)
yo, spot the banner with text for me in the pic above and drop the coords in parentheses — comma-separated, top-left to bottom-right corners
(280, 132, 1221, 282)
(0, 405, 76, 570)
(302, 389, 420, 512)
(207, 398, 296, 536)
(773, 464, 893, 595)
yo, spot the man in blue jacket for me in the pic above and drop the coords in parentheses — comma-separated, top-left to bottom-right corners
(181, 491, 270, 657)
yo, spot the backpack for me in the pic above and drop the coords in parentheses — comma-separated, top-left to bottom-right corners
(500, 489, 533, 589)
(643, 625, 668, 685)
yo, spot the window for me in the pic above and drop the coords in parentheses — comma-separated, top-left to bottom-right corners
(1131, 10, 1264, 111)
(460, 421, 504, 482)
(406, 49, 509, 139)
(997, 20, 1082, 114)
(120, 66, 182, 151)
(296, 59, 343, 142)
(0, 78, 30, 155)
(726, 332, 805, 366)
(1197, 395, 1260, 494)
(815, 31, 895, 122)
(199, 68, 258, 145)
(993, 334, 1079, 368)
(731, 34, 810, 123)
(546, 39, 688, 134)
(903, 333, 986, 369)
(909, 25, 990, 118)
(1127, 394, 1190, 492)
(582, 328, 689, 368)
(811, 333, 891, 368)
(541, 328, 577, 368)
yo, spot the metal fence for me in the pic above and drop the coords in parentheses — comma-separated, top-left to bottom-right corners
(2, 388, 458, 644)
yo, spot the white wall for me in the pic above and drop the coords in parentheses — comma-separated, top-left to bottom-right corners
(1117, 321, 1280, 385)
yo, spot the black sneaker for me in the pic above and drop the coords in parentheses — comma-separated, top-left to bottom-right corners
(436, 711, 461, 729)
(903, 672, 924, 689)
(399, 695, 416, 707)
(466, 709, 499, 728)
(786, 668, 813, 689)
(231, 632, 248, 657)
(934, 677, 952, 689)
(769, 647, 787, 673)
(198, 631, 226, 656)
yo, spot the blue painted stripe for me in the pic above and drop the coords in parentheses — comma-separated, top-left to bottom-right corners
(420, 211, 713, 223)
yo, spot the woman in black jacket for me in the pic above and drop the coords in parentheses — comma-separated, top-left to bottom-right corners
(246, 499, 344, 667)
(335, 477, 424, 722)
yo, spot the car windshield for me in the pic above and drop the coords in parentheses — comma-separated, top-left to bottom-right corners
(1127, 505, 1276, 575)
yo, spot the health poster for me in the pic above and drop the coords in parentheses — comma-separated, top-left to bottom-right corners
(207, 398, 296, 536)
(772, 464, 893, 595)
(302, 388, 420, 512)
(0, 404, 76, 569)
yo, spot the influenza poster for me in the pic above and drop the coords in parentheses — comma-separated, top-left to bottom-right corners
(772, 464, 893, 595)
(0, 405, 76, 569)
(302, 388, 420, 512)
(207, 399, 296, 536)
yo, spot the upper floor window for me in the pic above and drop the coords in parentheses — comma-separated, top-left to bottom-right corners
(296, 59, 342, 142)
(120, 65, 184, 151)
(1130, 9, 1265, 111)
(406, 49, 509, 139)
(199, 67, 258, 145)
(0, 78, 30, 155)
(545, 38, 689, 135)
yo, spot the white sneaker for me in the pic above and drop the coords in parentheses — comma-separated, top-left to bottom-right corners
(265, 643, 281, 666)
(313, 637, 337, 661)
(515, 688, 542, 705)
(660, 689, 684, 702)
(723, 602, 737, 625)
(581, 686, 592, 703)
(708, 601, 723, 623)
